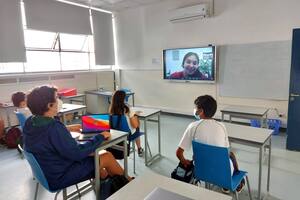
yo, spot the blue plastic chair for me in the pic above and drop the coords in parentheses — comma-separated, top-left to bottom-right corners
(22, 149, 90, 200)
(192, 140, 252, 200)
(110, 115, 151, 174)
(120, 88, 131, 104)
(14, 111, 27, 130)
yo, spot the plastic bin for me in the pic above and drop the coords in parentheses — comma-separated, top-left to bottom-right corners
(250, 119, 281, 135)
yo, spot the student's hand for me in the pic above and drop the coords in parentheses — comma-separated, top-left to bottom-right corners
(101, 131, 111, 140)
(67, 124, 81, 132)
(181, 159, 192, 168)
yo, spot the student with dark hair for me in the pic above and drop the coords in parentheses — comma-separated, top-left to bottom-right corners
(23, 85, 130, 191)
(176, 95, 244, 193)
(170, 52, 208, 80)
(11, 91, 32, 118)
(109, 90, 144, 157)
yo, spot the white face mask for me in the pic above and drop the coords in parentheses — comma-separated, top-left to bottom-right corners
(193, 108, 200, 120)
(57, 98, 63, 111)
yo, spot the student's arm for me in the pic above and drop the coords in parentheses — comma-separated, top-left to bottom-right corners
(176, 147, 191, 168)
(128, 109, 139, 129)
(50, 122, 106, 161)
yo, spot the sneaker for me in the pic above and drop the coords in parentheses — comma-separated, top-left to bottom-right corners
(138, 147, 144, 157)
(236, 179, 245, 193)
(221, 188, 230, 194)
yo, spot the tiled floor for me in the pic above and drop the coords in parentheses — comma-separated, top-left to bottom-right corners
(0, 114, 300, 200)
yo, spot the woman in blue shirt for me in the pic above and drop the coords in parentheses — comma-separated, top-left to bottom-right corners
(23, 85, 128, 191)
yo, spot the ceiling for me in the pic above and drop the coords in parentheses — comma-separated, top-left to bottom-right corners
(65, 0, 166, 12)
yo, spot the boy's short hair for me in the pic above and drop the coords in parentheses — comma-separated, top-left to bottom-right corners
(27, 85, 57, 116)
(194, 95, 217, 118)
(11, 92, 26, 107)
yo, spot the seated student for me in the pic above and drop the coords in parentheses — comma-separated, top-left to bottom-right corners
(109, 90, 144, 157)
(11, 92, 32, 118)
(23, 85, 131, 191)
(12, 91, 81, 132)
(176, 95, 244, 193)
(0, 118, 4, 144)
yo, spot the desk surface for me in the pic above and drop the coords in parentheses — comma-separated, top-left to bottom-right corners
(224, 122, 273, 144)
(59, 103, 86, 114)
(221, 105, 268, 116)
(60, 93, 85, 99)
(108, 171, 232, 200)
(85, 90, 134, 96)
(131, 106, 161, 117)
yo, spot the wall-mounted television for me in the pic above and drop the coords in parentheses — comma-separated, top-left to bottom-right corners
(163, 46, 216, 82)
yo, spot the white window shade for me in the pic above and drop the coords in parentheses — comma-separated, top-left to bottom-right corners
(92, 11, 115, 65)
(24, 0, 92, 35)
(0, 0, 26, 62)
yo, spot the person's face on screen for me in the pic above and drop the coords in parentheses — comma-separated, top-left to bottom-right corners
(183, 54, 198, 76)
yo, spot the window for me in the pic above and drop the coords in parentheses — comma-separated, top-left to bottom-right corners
(0, 2, 114, 74)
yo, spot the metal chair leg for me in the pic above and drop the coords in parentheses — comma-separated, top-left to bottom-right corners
(62, 188, 67, 200)
(235, 191, 239, 200)
(75, 184, 81, 198)
(132, 141, 136, 174)
(54, 190, 61, 200)
(246, 175, 253, 200)
(34, 182, 39, 200)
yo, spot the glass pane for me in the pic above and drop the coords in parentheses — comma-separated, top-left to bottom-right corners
(89, 53, 112, 70)
(60, 33, 87, 51)
(25, 51, 60, 72)
(0, 63, 24, 73)
(61, 52, 89, 71)
(24, 30, 57, 49)
(88, 36, 94, 52)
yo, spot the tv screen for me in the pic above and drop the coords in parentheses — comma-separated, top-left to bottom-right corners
(163, 46, 216, 82)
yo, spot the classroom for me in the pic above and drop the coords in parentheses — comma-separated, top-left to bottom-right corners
(0, 0, 300, 200)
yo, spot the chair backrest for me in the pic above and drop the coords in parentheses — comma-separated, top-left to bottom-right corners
(14, 111, 27, 130)
(120, 88, 131, 103)
(192, 140, 232, 189)
(109, 115, 131, 133)
(23, 150, 52, 191)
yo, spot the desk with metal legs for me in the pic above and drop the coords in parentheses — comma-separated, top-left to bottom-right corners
(131, 107, 161, 166)
(93, 129, 129, 200)
(58, 103, 87, 124)
(224, 122, 273, 200)
(221, 106, 269, 128)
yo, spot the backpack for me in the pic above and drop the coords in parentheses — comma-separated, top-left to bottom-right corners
(100, 175, 129, 199)
(5, 127, 22, 149)
(171, 161, 195, 183)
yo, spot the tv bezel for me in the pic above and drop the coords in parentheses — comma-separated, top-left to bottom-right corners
(162, 45, 216, 83)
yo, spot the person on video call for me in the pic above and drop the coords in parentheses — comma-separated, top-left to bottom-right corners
(170, 52, 208, 80)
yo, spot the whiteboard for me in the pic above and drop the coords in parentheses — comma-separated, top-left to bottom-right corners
(219, 41, 291, 100)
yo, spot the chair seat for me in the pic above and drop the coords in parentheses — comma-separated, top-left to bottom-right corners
(231, 170, 247, 191)
(128, 131, 144, 142)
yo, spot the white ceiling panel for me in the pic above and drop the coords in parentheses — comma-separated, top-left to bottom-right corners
(61, 0, 166, 11)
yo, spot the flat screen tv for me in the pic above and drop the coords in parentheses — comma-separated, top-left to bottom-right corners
(163, 46, 216, 82)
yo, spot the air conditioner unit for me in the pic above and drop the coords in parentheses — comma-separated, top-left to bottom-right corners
(169, 4, 209, 22)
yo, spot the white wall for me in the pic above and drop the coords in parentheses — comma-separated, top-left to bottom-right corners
(114, 0, 300, 125)
(0, 71, 114, 127)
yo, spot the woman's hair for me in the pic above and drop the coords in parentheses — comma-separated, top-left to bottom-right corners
(27, 85, 58, 116)
(194, 95, 217, 118)
(11, 92, 26, 107)
(181, 52, 200, 67)
(109, 90, 129, 115)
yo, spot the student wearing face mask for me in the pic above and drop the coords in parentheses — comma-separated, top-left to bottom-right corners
(169, 52, 208, 80)
(176, 95, 245, 193)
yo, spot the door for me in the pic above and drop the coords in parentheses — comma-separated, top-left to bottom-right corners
(287, 28, 300, 151)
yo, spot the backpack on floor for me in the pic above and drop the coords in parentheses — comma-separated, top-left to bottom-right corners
(100, 175, 129, 199)
(5, 127, 22, 149)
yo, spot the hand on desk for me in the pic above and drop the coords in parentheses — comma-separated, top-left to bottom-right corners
(101, 131, 111, 140)
(67, 124, 82, 132)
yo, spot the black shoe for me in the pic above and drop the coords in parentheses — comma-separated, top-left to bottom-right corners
(138, 147, 144, 157)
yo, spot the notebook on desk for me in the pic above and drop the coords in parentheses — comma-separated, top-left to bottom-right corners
(79, 114, 110, 140)
(144, 187, 193, 200)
